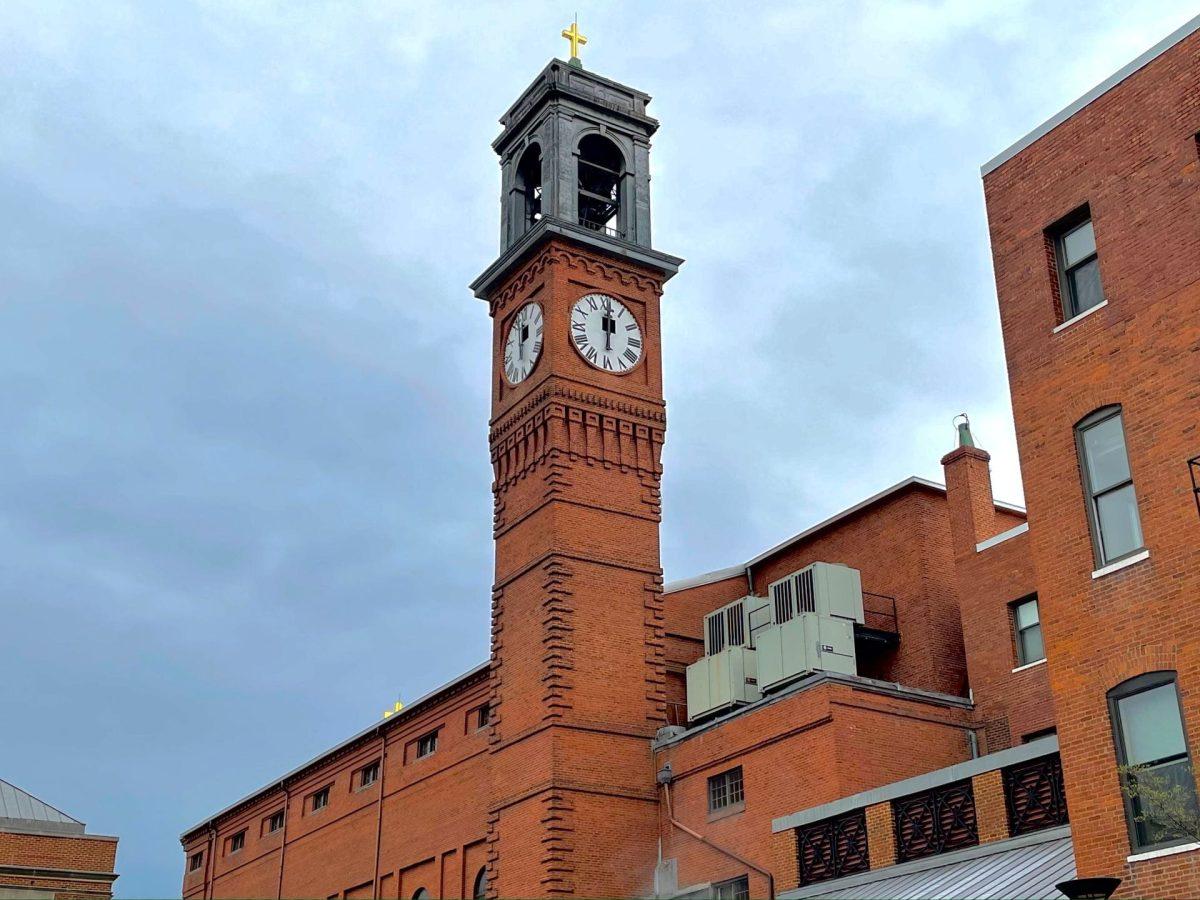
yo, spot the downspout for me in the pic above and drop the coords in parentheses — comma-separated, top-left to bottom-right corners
(276, 785, 291, 900)
(746, 566, 754, 596)
(203, 826, 215, 900)
(662, 782, 775, 900)
(372, 728, 387, 899)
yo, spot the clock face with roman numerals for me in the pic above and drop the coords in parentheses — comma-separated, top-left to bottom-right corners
(569, 293, 642, 374)
(503, 302, 543, 385)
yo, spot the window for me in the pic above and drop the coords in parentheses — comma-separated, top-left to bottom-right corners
(267, 810, 285, 834)
(1053, 211, 1104, 319)
(713, 875, 749, 900)
(417, 730, 438, 759)
(1109, 672, 1199, 851)
(189, 851, 204, 872)
(359, 761, 380, 788)
(515, 144, 542, 234)
(577, 134, 623, 237)
(412, 889, 430, 900)
(1077, 408, 1144, 566)
(708, 767, 745, 814)
(310, 786, 330, 812)
(229, 830, 245, 854)
(1012, 596, 1044, 666)
(472, 866, 487, 900)
(476, 704, 491, 730)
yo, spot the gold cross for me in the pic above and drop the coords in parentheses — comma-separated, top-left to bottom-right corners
(562, 19, 587, 59)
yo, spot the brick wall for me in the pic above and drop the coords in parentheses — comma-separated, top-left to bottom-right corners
(655, 681, 974, 895)
(0, 830, 118, 900)
(182, 674, 492, 899)
(941, 445, 1053, 753)
(983, 24, 1200, 897)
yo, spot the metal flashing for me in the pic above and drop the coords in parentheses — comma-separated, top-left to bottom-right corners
(666, 477, 1025, 596)
(981, 13, 1200, 176)
(976, 521, 1029, 553)
(663, 565, 746, 595)
(469, 216, 683, 300)
(652, 670, 972, 751)
(772, 735, 1059, 833)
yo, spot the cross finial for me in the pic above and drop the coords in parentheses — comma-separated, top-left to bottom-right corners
(562, 17, 587, 61)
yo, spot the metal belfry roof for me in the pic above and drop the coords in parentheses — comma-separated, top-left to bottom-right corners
(0, 778, 85, 835)
(783, 827, 1075, 900)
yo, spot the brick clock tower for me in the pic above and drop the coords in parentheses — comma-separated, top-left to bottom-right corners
(469, 52, 683, 898)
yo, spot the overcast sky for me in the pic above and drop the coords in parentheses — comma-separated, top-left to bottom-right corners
(3, 1, 1196, 896)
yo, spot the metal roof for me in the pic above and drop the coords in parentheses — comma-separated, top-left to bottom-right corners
(664, 476, 1026, 594)
(0, 779, 85, 835)
(782, 827, 1075, 900)
(981, 12, 1200, 176)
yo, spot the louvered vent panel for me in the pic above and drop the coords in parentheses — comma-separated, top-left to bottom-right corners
(892, 780, 978, 863)
(796, 567, 816, 613)
(795, 809, 869, 888)
(772, 579, 794, 624)
(707, 613, 726, 654)
(726, 601, 746, 647)
(1004, 754, 1069, 836)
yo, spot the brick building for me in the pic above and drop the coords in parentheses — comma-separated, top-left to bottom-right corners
(0, 780, 118, 900)
(181, 16, 1200, 899)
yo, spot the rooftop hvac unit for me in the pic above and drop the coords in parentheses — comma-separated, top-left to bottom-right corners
(703, 595, 772, 654)
(758, 562, 865, 692)
(768, 562, 865, 626)
(685, 645, 760, 721)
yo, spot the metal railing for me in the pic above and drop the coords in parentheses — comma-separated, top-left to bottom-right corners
(578, 215, 625, 239)
(1189, 455, 1200, 520)
(862, 591, 899, 634)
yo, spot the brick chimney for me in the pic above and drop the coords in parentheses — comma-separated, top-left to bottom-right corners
(941, 415, 998, 558)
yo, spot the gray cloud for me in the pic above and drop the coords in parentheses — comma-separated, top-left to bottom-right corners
(2, 1, 1195, 895)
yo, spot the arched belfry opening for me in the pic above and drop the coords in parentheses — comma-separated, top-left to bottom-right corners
(577, 134, 623, 237)
(514, 143, 542, 235)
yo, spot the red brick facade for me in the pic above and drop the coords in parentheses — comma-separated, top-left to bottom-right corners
(982, 22, 1200, 899)
(0, 799, 118, 900)
(180, 23, 1199, 900)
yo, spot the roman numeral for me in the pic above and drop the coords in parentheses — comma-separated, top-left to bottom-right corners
(585, 346, 597, 363)
(603, 355, 613, 371)
(625, 322, 637, 331)
(627, 337, 641, 348)
(587, 297, 598, 311)
(623, 348, 637, 364)
(573, 332, 588, 347)
(572, 321, 586, 332)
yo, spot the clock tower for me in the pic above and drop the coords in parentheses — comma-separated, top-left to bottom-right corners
(470, 51, 683, 899)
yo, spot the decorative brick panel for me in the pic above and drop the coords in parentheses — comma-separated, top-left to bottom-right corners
(972, 770, 1010, 844)
(865, 802, 896, 870)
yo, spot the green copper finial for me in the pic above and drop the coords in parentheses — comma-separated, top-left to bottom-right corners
(953, 413, 976, 449)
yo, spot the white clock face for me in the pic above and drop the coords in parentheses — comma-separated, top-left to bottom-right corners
(503, 302, 543, 385)
(569, 293, 642, 373)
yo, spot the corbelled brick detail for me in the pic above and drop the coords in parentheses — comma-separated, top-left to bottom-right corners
(865, 802, 896, 870)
